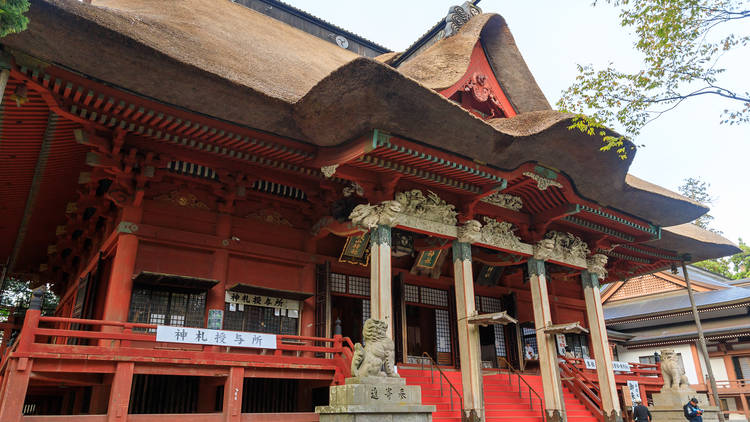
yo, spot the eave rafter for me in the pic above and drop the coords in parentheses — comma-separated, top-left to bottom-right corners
(599, 243, 683, 283)
(2, 56, 676, 284)
(10, 64, 358, 208)
(12, 64, 316, 163)
(45, 178, 117, 288)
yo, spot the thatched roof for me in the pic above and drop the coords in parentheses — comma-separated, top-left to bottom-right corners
(647, 223, 740, 263)
(0, 0, 737, 260)
(397, 14, 550, 113)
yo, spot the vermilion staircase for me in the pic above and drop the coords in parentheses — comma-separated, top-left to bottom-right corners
(399, 367, 599, 422)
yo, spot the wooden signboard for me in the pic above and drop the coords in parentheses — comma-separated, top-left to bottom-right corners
(622, 385, 633, 407)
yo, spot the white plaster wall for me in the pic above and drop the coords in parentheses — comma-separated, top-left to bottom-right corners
(710, 357, 729, 381)
(693, 348, 730, 382)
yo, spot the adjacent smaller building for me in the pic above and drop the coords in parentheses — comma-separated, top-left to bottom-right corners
(604, 266, 750, 421)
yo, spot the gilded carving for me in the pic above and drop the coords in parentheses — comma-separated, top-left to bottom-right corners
(246, 209, 292, 227)
(533, 237, 556, 261)
(342, 182, 364, 197)
(457, 220, 482, 243)
(523, 171, 563, 191)
(463, 73, 504, 117)
(586, 254, 608, 279)
(394, 189, 457, 225)
(350, 319, 398, 378)
(534, 231, 590, 262)
(155, 190, 209, 210)
(320, 164, 338, 178)
(481, 192, 523, 211)
(349, 201, 402, 230)
(480, 217, 522, 250)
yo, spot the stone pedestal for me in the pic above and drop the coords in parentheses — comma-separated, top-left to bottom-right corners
(651, 388, 719, 422)
(316, 376, 435, 422)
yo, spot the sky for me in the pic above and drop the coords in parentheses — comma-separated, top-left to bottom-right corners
(281, 0, 749, 245)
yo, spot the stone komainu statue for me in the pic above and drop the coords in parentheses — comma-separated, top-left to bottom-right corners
(660, 349, 689, 389)
(350, 319, 399, 378)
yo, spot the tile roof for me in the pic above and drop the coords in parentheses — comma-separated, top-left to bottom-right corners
(604, 287, 750, 321)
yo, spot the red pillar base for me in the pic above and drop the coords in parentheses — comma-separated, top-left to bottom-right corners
(107, 362, 134, 422)
(223, 367, 243, 422)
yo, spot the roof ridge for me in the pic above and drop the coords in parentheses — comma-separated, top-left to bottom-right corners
(392, 0, 483, 67)
(251, 0, 391, 53)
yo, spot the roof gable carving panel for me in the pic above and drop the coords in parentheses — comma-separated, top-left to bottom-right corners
(439, 42, 515, 119)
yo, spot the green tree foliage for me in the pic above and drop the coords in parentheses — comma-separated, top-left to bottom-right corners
(677, 177, 750, 279)
(678, 177, 718, 230)
(693, 239, 750, 279)
(558, 0, 750, 158)
(0, 0, 30, 38)
(0, 278, 58, 315)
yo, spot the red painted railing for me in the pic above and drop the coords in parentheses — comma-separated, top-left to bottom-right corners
(559, 359, 603, 419)
(2, 311, 353, 380)
(559, 357, 663, 417)
(3, 311, 353, 372)
(563, 358, 661, 379)
(712, 379, 750, 395)
(0, 309, 354, 421)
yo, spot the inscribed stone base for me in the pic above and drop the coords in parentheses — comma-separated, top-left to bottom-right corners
(316, 377, 434, 422)
(651, 389, 719, 422)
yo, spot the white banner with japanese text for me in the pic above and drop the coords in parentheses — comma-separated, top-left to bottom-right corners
(225, 291, 300, 311)
(556, 334, 567, 355)
(627, 380, 641, 404)
(155, 325, 276, 349)
(584, 358, 597, 370)
(612, 361, 632, 372)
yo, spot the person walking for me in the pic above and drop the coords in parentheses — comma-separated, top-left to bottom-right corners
(633, 400, 652, 422)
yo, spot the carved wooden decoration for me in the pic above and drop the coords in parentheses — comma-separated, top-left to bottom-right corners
(154, 190, 209, 210)
(481, 192, 523, 211)
(246, 209, 292, 227)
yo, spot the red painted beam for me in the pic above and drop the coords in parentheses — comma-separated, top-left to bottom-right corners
(24, 416, 107, 422)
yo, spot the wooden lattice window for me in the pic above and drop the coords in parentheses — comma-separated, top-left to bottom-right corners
(128, 287, 206, 329)
(404, 284, 448, 308)
(330, 273, 370, 297)
(223, 303, 298, 335)
(476, 295, 507, 357)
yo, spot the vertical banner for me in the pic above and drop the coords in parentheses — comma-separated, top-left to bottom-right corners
(556, 334, 567, 355)
(627, 380, 641, 404)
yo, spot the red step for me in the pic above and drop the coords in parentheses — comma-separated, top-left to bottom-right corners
(400, 368, 599, 422)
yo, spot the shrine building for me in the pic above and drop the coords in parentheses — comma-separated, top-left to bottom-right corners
(0, 1, 740, 422)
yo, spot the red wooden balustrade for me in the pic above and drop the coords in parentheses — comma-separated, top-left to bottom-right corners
(559, 358, 604, 419)
(558, 357, 663, 418)
(711, 379, 750, 396)
(562, 358, 661, 379)
(0, 308, 353, 422)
